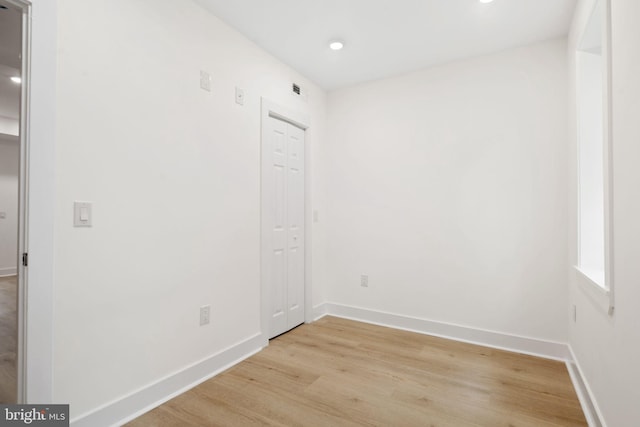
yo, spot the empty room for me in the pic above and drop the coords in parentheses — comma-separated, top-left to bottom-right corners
(1, 0, 639, 426)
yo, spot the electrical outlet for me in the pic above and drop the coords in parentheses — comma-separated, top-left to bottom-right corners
(200, 70, 211, 92)
(200, 305, 211, 326)
(235, 86, 245, 105)
(360, 274, 369, 288)
(573, 305, 577, 323)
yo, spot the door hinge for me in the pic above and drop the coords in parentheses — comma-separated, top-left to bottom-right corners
(22, 252, 28, 267)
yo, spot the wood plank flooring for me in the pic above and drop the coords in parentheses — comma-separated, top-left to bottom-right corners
(127, 316, 586, 426)
(0, 275, 17, 404)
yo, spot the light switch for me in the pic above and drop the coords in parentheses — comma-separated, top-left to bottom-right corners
(74, 202, 92, 227)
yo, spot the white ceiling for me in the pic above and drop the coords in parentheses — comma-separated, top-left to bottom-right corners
(0, 3, 21, 120)
(195, 0, 577, 90)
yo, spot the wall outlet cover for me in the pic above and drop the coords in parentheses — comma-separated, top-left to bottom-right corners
(200, 70, 211, 92)
(235, 87, 244, 105)
(200, 305, 211, 326)
(360, 275, 369, 287)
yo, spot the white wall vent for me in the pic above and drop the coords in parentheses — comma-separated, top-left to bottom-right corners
(291, 83, 308, 103)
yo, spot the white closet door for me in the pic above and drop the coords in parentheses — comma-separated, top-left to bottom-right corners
(263, 115, 305, 339)
(285, 124, 305, 330)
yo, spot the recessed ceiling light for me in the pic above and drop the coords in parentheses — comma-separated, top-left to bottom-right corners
(329, 41, 344, 51)
(10, 76, 21, 84)
(479, 0, 495, 3)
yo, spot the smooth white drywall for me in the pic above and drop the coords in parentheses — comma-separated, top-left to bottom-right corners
(326, 39, 569, 343)
(0, 117, 19, 136)
(568, 0, 640, 425)
(54, 0, 326, 417)
(0, 137, 19, 275)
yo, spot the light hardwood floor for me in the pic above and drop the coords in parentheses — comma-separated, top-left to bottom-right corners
(0, 274, 17, 404)
(128, 316, 586, 426)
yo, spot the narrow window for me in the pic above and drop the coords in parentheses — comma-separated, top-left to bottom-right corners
(575, 0, 609, 291)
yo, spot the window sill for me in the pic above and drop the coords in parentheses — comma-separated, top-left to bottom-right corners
(574, 266, 612, 314)
(574, 266, 608, 295)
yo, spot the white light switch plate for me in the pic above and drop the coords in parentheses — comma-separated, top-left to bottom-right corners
(74, 201, 93, 227)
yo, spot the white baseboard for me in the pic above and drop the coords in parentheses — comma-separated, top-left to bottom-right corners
(0, 267, 17, 277)
(71, 333, 265, 427)
(566, 346, 606, 427)
(317, 302, 570, 361)
(312, 303, 327, 321)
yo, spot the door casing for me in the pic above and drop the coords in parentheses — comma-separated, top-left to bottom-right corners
(3, 0, 32, 404)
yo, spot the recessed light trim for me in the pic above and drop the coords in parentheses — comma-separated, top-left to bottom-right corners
(10, 76, 21, 84)
(329, 41, 344, 51)
(479, 0, 495, 3)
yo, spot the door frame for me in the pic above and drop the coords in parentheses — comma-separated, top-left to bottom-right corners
(4, 0, 57, 404)
(3, 0, 32, 403)
(260, 98, 311, 344)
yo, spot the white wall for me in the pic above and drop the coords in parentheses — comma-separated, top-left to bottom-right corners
(0, 117, 19, 136)
(53, 0, 326, 418)
(325, 39, 569, 343)
(0, 137, 19, 276)
(568, 1, 640, 425)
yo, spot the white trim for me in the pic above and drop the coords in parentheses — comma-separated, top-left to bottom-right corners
(574, 266, 609, 295)
(262, 99, 310, 131)
(311, 303, 327, 322)
(0, 268, 17, 277)
(567, 346, 607, 427)
(574, 267, 611, 314)
(601, 0, 614, 316)
(260, 98, 311, 343)
(10, 0, 33, 405)
(302, 116, 313, 327)
(23, 0, 57, 404)
(317, 303, 570, 361)
(70, 333, 265, 427)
